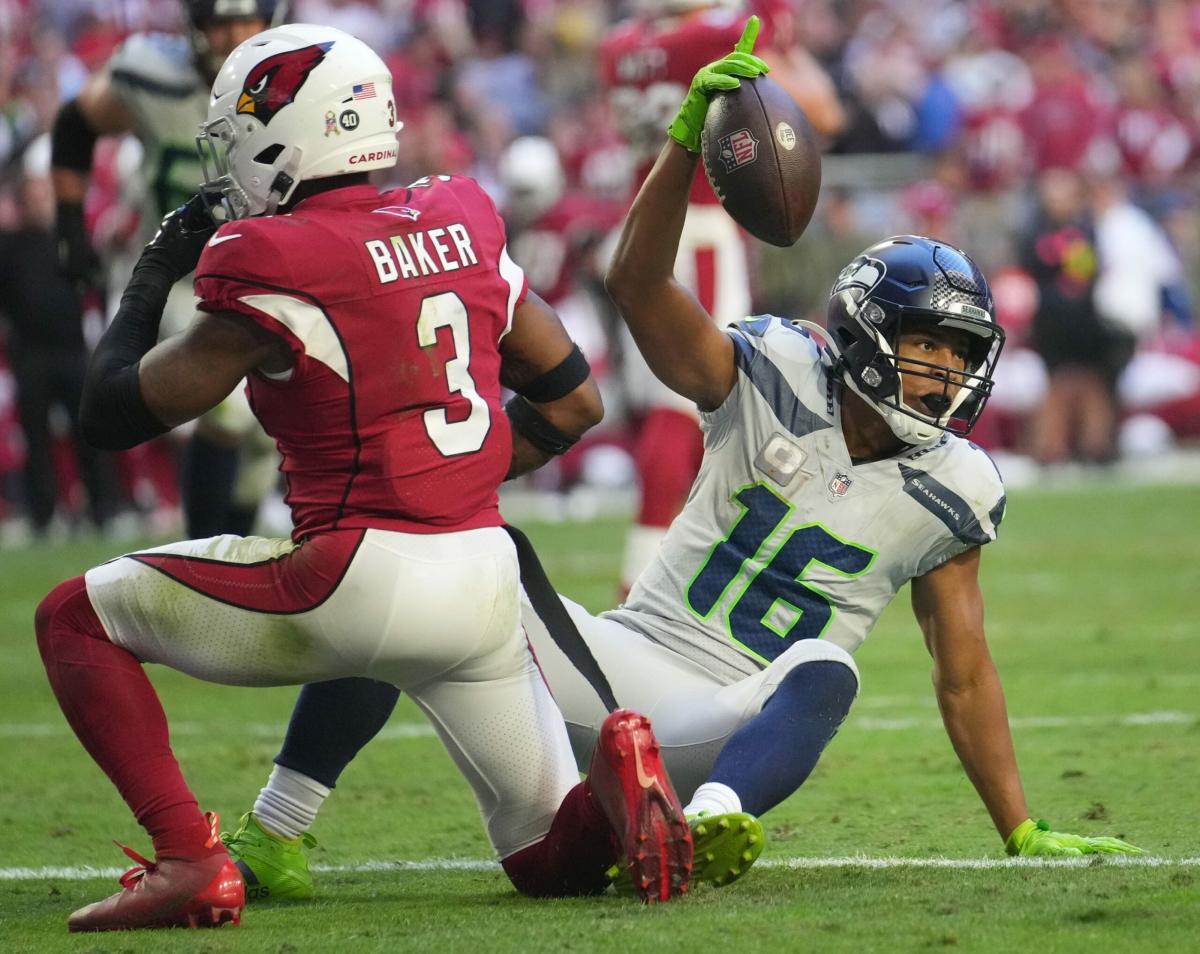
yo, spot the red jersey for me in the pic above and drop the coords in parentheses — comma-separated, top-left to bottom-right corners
(507, 192, 621, 305)
(599, 7, 749, 205)
(194, 177, 526, 541)
(1111, 103, 1192, 181)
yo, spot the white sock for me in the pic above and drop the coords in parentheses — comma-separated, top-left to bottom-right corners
(253, 765, 331, 840)
(684, 782, 743, 818)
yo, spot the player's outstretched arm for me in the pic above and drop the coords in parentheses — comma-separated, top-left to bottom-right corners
(604, 17, 768, 413)
(913, 549, 1145, 857)
(912, 548, 1032, 843)
(500, 290, 603, 479)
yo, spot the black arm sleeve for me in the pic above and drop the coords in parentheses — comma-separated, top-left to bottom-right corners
(513, 344, 590, 402)
(504, 395, 580, 456)
(51, 99, 99, 172)
(79, 259, 175, 450)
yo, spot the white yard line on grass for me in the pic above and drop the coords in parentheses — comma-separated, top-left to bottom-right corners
(3, 856, 1197, 881)
(853, 710, 1197, 731)
(1, 710, 1195, 740)
(0, 722, 439, 739)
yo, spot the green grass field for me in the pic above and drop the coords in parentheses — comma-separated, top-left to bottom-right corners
(1, 483, 1198, 952)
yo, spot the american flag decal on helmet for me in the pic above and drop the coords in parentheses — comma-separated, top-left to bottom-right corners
(352, 82, 376, 100)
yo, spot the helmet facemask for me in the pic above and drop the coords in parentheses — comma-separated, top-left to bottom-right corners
(818, 237, 1006, 446)
(196, 114, 302, 219)
(830, 288, 1005, 444)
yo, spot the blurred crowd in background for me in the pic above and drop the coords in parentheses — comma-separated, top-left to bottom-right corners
(1, 0, 1199, 542)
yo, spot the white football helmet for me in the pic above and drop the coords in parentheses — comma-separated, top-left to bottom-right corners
(197, 23, 400, 219)
(498, 136, 565, 226)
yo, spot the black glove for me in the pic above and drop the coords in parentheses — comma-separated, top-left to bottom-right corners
(56, 201, 101, 287)
(142, 192, 221, 284)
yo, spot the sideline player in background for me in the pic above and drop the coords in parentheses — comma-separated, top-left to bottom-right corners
(222, 20, 1142, 905)
(50, 0, 279, 538)
(35, 24, 691, 932)
(600, 0, 845, 597)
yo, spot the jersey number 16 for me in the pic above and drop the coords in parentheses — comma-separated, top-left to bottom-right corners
(687, 483, 875, 664)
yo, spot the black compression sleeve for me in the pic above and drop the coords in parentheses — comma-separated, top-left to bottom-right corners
(505, 395, 580, 456)
(514, 343, 591, 403)
(51, 99, 99, 172)
(79, 258, 175, 450)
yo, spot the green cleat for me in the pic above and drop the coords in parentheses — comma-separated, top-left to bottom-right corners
(689, 812, 764, 887)
(607, 811, 764, 892)
(220, 812, 317, 902)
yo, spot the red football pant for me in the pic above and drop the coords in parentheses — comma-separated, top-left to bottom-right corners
(633, 408, 704, 527)
(500, 781, 616, 897)
(35, 576, 217, 860)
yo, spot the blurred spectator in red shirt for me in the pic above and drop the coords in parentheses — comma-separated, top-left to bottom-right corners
(1020, 34, 1111, 174)
(1111, 53, 1193, 188)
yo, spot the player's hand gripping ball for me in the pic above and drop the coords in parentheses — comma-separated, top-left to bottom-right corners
(669, 16, 821, 247)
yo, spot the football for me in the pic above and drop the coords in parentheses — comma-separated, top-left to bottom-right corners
(700, 75, 821, 247)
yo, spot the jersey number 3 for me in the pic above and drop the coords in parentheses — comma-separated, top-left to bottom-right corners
(417, 292, 490, 456)
(687, 483, 875, 664)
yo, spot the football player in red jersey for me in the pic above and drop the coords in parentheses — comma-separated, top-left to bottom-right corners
(599, 0, 844, 596)
(34, 24, 692, 932)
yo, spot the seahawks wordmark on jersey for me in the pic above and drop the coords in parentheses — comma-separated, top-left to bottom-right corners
(605, 316, 1006, 683)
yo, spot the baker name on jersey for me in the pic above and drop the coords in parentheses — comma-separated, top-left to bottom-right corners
(366, 223, 479, 283)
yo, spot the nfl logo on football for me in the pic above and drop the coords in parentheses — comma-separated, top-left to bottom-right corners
(718, 128, 758, 173)
(829, 472, 853, 497)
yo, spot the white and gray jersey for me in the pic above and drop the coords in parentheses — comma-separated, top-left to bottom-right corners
(108, 32, 209, 236)
(604, 316, 1006, 683)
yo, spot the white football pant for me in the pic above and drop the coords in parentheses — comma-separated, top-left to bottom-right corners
(84, 527, 580, 857)
(523, 592, 858, 803)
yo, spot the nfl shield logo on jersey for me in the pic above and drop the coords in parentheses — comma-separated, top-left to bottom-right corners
(828, 472, 853, 497)
(718, 129, 759, 173)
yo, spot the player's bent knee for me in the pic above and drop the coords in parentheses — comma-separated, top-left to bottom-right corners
(34, 576, 89, 642)
(34, 576, 107, 666)
(500, 843, 604, 899)
(773, 640, 860, 696)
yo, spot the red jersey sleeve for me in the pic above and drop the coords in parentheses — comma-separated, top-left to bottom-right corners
(195, 219, 300, 314)
(428, 175, 530, 326)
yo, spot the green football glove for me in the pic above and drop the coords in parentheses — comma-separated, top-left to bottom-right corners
(667, 15, 770, 153)
(1005, 818, 1145, 857)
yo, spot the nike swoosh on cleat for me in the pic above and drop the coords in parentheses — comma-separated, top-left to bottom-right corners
(208, 233, 243, 247)
(631, 737, 658, 790)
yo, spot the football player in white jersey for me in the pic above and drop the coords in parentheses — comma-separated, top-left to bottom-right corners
(222, 19, 1143, 900)
(50, 1, 279, 538)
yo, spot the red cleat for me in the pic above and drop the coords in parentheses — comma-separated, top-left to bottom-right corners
(68, 813, 245, 932)
(587, 708, 693, 904)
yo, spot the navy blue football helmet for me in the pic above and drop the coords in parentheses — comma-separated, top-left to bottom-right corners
(182, 0, 287, 80)
(823, 235, 1005, 444)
